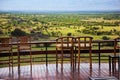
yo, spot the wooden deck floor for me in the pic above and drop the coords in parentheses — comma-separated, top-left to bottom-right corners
(0, 63, 119, 80)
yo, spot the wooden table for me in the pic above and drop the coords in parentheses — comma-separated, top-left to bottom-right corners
(109, 55, 120, 78)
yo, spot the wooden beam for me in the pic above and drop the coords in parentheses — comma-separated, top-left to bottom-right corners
(0, 49, 119, 57)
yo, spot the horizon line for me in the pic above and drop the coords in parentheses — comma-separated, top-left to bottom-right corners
(0, 10, 120, 14)
(0, 9, 120, 12)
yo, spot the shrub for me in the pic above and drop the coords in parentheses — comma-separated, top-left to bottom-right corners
(11, 28, 27, 36)
(102, 36, 110, 40)
(67, 33, 72, 36)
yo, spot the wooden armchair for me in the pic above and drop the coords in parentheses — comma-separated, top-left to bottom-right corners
(56, 36, 75, 69)
(0, 37, 13, 71)
(75, 36, 93, 69)
(17, 36, 32, 71)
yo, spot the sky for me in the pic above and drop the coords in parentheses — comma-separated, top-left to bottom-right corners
(0, 0, 120, 11)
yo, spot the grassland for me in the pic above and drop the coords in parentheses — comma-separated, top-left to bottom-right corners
(0, 12, 120, 40)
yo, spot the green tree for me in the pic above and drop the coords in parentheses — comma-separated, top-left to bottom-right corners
(67, 33, 72, 36)
(102, 36, 110, 40)
(11, 28, 27, 36)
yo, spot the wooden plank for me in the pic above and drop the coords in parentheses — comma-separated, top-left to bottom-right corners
(0, 63, 119, 80)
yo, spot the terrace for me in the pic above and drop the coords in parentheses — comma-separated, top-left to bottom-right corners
(0, 39, 120, 80)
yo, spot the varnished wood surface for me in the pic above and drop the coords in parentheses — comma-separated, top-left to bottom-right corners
(0, 63, 119, 80)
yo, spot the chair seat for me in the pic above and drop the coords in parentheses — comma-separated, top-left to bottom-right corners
(0, 47, 11, 51)
(19, 45, 30, 50)
(56, 43, 73, 50)
(58, 54, 71, 58)
(75, 43, 91, 48)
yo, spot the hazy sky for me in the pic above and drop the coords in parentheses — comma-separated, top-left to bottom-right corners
(0, 0, 120, 11)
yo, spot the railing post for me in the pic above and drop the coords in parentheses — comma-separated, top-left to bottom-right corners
(45, 43, 48, 67)
(118, 57, 120, 79)
(109, 55, 111, 76)
(98, 42, 101, 68)
(18, 52, 20, 79)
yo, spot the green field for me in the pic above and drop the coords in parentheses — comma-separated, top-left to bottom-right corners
(0, 12, 120, 40)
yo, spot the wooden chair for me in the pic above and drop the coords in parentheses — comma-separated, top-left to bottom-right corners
(56, 36, 75, 69)
(114, 36, 120, 56)
(75, 36, 93, 69)
(0, 37, 13, 71)
(17, 36, 32, 71)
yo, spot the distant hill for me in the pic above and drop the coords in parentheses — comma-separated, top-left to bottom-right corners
(0, 10, 120, 14)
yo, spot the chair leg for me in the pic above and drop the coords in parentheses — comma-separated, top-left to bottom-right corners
(30, 51, 32, 71)
(9, 50, 13, 72)
(109, 56, 111, 76)
(72, 48, 75, 69)
(56, 49, 58, 68)
(61, 50, 63, 69)
(11, 51, 13, 73)
(71, 48, 74, 68)
(9, 51, 10, 71)
(78, 49, 80, 69)
(70, 49, 72, 67)
(75, 47, 77, 68)
(10, 50, 14, 79)
(18, 51, 20, 72)
(89, 48, 92, 69)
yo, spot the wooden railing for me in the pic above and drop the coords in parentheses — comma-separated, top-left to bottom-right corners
(0, 39, 119, 67)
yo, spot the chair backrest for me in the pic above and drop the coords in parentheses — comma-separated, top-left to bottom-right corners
(56, 36, 75, 48)
(75, 36, 93, 49)
(18, 36, 31, 45)
(0, 37, 12, 51)
(114, 36, 120, 48)
(17, 36, 31, 50)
